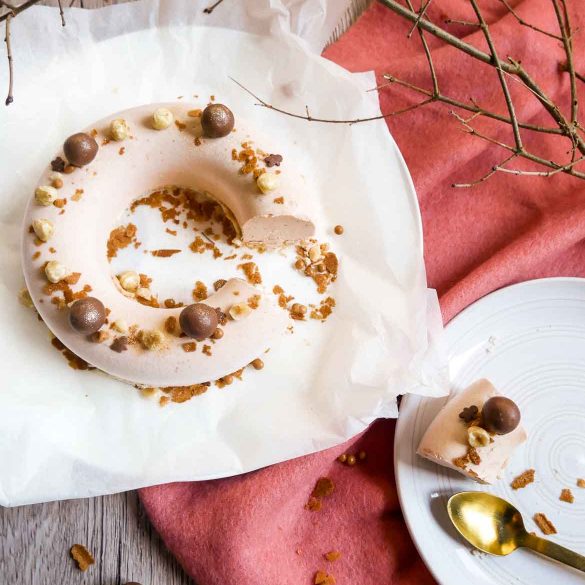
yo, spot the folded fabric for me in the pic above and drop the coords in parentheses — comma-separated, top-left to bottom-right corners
(141, 2, 585, 583)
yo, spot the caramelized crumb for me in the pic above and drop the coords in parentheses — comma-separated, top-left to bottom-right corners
(192, 281, 208, 301)
(107, 223, 137, 260)
(70, 544, 95, 572)
(151, 249, 181, 258)
(560, 488, 575, 503)
(324, 551, 341, 562)
(238, 261, 262, 285)
(511, 469, 535, 490)
(182, 342, 197, 353)
(534, 513, 557, 535)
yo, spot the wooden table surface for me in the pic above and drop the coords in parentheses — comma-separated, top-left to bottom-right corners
(0, 1, 371, 584)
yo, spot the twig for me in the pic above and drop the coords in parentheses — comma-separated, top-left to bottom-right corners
(452, 153, 518, 188)
(203, 0, 225, 14)
(450, 111, 585, 180)
(229, 76, 431, 124)
(407, 0, 433, 38)
(495, 155, 585, 176)
(444, 18, 480, 27)
(57, 0, 65, 26)
(404, 0, 438, 95)
(4, 12, 13, 105)
(0, 0, 41, 23)
(469, 0, 523, 151)
(378, 0, 585, 155)
(498, 0, 562, 40)
(553, 0, 577, 125)
(378, 74, 563, 134)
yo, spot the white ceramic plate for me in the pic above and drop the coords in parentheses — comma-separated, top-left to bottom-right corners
(395, 278, 585, 585)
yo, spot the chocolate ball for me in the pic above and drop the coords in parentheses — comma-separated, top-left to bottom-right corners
(201, 104, 235, 138)
(179, 303, 218, 340)
(63, 132, 99, 167)
(482, 396, 521, 435)
(69, 297, 106, 335)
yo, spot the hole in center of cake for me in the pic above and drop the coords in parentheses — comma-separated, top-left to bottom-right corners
(107, 185, 242, 308)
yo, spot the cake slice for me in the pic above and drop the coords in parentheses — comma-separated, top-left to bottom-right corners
(417, 379, 527, 484)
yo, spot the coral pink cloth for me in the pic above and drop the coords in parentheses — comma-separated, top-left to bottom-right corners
(140, 2, 585, 583)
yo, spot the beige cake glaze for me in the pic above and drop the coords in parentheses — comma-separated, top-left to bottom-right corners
(21, 103, 315, 386)
(417, 379, 527, 484)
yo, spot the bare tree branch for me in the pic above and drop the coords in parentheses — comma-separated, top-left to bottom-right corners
(498, 0, 562, 40)
(4, 12, 13, 105)
(469, 0, 523, 151)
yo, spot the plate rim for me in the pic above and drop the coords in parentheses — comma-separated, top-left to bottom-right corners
(393, 275, 585, 585)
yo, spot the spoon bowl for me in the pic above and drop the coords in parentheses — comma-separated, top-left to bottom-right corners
(448, 491, 526, 555)
(447, 491, 585, 573)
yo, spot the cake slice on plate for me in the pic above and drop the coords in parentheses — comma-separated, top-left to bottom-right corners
(417, 379, 526, 484)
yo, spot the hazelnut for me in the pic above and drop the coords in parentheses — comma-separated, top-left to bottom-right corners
(112, 319, 128, 334)
(152, 107, 174, 130)
(256, 173, 279, 193)
(229, 302, 252, 321)
(468, 426, 490, 448)
(44, 260, 70, 283)
(308, 245, 322, 263)
(110, 118, 130, 141)
(139, 329, 165, 351)
(117, 270, 140, 293)
(35, 185, 58, 206)
(135, 287, 152, 300)
(32, 219, 55, 242)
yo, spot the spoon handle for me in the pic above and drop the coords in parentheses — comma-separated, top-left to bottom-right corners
(524, 533, 585, 572)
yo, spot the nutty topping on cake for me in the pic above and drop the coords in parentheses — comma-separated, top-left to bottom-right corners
(257, 172, 279, 193)
(467, 426, 490, 448)
(264, 154, 283, 167)
(164, 316, 181, 336)
(69, 297, 106, 335)
(107, 223, 138, 260)
(511, 469, 535, 490)
(560, 488, 575, 503)
(182, 342, 197, 353)
(459, 405, 479, 423)
(201, 104, 234, 138)
(482, 396, 521, 435)
(180, 303, 218, 340)
(324, 551, 341, 562)
(333, 225, 344, 235)
(138, 329, 166, 351)
(51, 156, 66, 172)
(110, 118, 130, 141)
(152, 107, 174, 130)
(110, 336, 129, 353)
(192, 281, 208, 301)
(578, 478, 585, 488)
(229, 302, 252, 321)
(213, 279, 227, 291)
(151, 249, 181, 257)
(64, 133, 98, 167)
(238, 262, 262, 285)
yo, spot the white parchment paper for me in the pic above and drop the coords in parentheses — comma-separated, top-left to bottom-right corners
(0, 0, 447, 506)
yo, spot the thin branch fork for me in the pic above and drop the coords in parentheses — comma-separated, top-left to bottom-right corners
(498, 0, 562, 40)
(377, 0, 585, 156)
(229, 76, 433, 124)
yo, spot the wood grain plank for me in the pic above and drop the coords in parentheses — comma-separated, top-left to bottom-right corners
(0, 2, 371, 584)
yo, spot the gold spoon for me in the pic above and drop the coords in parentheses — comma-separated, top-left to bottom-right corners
(447, 491, 585, 572)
